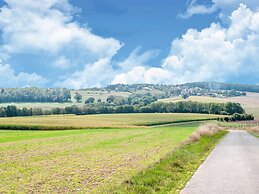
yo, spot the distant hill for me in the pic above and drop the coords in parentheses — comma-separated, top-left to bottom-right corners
(0, 82, 258, 104)
(181, 82, 259, 93)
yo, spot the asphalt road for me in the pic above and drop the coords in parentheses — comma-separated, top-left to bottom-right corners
(181, 130, 259, 194)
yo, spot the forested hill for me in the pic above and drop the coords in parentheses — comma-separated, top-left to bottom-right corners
(0, 88, 71, 103)
(0, 82, 258, 103)
(182, 82, 259, 93)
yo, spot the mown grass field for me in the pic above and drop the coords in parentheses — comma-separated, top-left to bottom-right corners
(0, 90, 130, 110)
(0, 124, 199, 193)
(160, 92, 259, 119)
(227, 93, 259, 119)
(159, 96, 224, 103)
(0, 113, 220, 129)
(71, 90, 130, 103)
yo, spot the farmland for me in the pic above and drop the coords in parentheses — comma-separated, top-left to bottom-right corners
(71, 90, 130, 102)
(0, 90, 130, 110)
(0, 124, 198, 193)
(0, 113, 220, 129)
(160, 92, 259, 119)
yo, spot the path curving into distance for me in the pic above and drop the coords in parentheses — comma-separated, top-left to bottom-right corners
(181, 130, 259, 194)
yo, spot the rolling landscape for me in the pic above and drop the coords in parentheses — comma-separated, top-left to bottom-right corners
(0, 82, 259, 193)
(1, 0, 259, 194)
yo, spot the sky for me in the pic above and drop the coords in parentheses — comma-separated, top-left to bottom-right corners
(0, 0, 259, 88)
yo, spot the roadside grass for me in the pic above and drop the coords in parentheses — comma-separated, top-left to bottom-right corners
(110, 130, 227, 194)
(0, 113, 220, 129)
(0, 124, 199, 193)
(246, 126, 259, 138)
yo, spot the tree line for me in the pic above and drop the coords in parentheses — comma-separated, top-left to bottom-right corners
(0, 102, 252, 121)
(0, 88, 71, 103)
(219, 113, 255, 122)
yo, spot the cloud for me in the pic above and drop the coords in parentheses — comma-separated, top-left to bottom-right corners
(0, 0, 122, 88)
(181, 0, 259, 19)
(55, 58, 114, 89)
(116, 47, 159, 71)
(57, 48, 159, 89)
(112, 66, 171, 85)
(113, 4, 259, 85)
(0, 62, 48, 87)
(179, 0, 218, 19)
(53, 56, 72, 69)
(0, 0, 122, 58)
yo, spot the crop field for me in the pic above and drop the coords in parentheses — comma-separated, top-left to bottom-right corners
(0, 113, 219, 129)
(0, 124, 198, 193)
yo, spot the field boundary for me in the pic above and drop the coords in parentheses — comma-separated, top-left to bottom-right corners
(138, 118, 218, 127)
(150, 120, 210, 128)
(218, 122, 259, 128)
(0, 124, 128, 131)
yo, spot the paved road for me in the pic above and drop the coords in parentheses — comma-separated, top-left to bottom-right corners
(181, 130, 259, 194)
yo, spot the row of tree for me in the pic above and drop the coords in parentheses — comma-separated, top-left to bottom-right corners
(220, 113, 255, 122)
(0, 88, 71, 103)
(84, 93, 158, 106)
(0, 102, 248, 118)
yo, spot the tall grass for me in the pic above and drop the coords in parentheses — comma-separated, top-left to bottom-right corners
(188, 123, 224, 143)
(247, 126, 259, 136)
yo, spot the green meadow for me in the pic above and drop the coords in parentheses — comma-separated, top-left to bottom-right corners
(1, 124, 198, 193)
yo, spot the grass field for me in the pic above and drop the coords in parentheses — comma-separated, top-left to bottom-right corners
(226, 93, 259, 119)
(0, 124, 199, 193)
(159, 96, 224, 103)
(71, 90, 130, 103)
(112, 131, 227, 194)
(0, 113, 220, 129)
(0, 90, 130, 110)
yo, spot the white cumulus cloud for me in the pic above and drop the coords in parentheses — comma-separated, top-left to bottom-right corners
(0, 0, 122, 58)
(181, 0, 259, 19)
(0, 62, 48, 87)
(0, 0, 122, 88)
(113, 4, 259, 85)
(57, 48, 159, 89)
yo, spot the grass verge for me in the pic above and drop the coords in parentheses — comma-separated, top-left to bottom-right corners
(110, 130, 227, 194)
(247, 126, 259, 138)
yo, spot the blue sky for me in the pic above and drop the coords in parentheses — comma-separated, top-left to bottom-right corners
(0, 0, 259, 88)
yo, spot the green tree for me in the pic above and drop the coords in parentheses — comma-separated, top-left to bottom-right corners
(5, 105, 17, 117)
(107, 95, 115, 103)
(181, 93, 189, 99)
(74, 92, 82, 102)
(85, 97, 95, 104)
